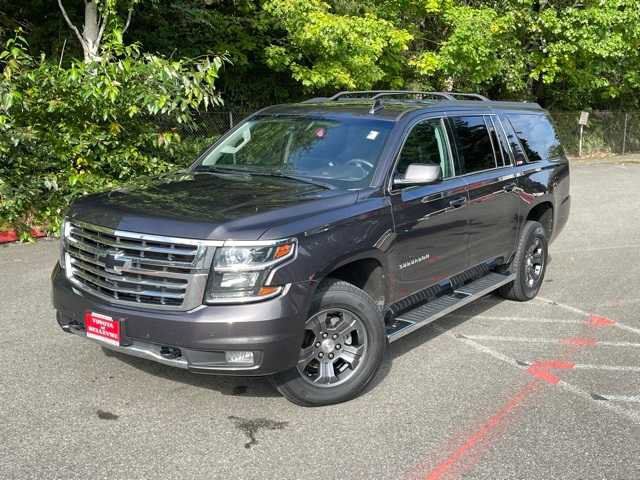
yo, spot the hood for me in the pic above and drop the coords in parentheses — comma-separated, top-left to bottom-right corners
(69, 171, 358, 240)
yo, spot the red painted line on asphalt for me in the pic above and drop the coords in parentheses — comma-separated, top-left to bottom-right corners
(417, 329, 600, 480)
(560, 337, 597, 347)
(587, 314, 616, 327)
(424, 381, 540, 480)
(526, 360, 575, 385)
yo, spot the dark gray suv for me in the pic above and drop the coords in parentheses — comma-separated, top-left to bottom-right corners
(52, 91, 571, 406)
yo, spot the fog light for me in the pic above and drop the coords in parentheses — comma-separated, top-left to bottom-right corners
(225, 351, 255, 365)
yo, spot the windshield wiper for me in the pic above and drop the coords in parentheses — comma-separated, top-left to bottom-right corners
(196, 165, 334, 189)
(193, 165, 249, 175)
(248, 170, 335, 190)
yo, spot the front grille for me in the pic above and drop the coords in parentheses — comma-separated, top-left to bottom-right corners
(64, 220, 217, 310)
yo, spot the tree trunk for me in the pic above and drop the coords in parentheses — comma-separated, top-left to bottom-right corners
(57, 0, 106, 62)
(82, 1, 101, 62)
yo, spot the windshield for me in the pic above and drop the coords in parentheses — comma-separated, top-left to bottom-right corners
(195, 115, 393, 188)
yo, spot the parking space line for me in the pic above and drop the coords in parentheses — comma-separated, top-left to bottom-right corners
(573, 363, 640, 372)
(535, 296, 586, 315)
(536, 296, 640, 336)
(449, 315, 586, 324)
(438, 327, 640, 424)
(417, 323, 640, 480)
(456, 334, 640, 348)
(451, 312, 617, 328)
(550, 244, 640, 254)
(608, 322, 640, 337)
(593, 394, 640, 403)
(518, 361, 640, 373)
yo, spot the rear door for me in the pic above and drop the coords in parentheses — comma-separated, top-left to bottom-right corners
(388, 117, 469, 303)
(447, 114, 520, 267)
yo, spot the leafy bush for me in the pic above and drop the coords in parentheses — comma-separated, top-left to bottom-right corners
(0, 32, 225, 236)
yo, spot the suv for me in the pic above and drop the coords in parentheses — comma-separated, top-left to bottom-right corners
(52, 91, 571, 406)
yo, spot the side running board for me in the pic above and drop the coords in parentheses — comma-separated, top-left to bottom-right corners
(386, 272, 515, 343)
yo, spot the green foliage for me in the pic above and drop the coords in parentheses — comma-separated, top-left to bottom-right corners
(3, 0, 640, 237)
(0, 32, 225, 234)
(8, 0, 640, 109)
(263, 0, 412, 90)
(423, 6, 526, 94)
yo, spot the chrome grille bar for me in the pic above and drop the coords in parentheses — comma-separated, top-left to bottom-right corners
(69, 226, 198, 257)
(63, 220, 219, 311)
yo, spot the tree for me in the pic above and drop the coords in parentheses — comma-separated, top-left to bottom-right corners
(0, 23, 226, 234)
(57, 0, 136, 62)
(263, 0, 412, 90)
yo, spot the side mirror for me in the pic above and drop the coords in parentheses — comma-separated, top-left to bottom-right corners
(393, 164, 442, 187)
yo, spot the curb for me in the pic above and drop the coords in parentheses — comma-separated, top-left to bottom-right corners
(0, 229, 47, 244)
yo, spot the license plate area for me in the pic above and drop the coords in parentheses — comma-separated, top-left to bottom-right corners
(84, 311, 121, 346)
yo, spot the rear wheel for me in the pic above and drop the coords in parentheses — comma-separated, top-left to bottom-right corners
(272, 280, 385, 406)
(499, 220, 548, 301)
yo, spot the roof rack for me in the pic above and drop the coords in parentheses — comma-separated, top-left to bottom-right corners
(447, 92, 490, 101)
(325, 90, 490, 114)
(329, 90, 457, 101)
(328, 90, 490, 102)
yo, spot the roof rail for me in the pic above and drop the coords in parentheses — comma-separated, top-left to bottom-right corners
(329, 90, 455, 101)
(319, 90, 492, 115)
(368, 99, 384, 115)
(447, 92, 490, 101)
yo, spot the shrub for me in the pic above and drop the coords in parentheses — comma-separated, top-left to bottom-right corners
(0, 32, 226, 236)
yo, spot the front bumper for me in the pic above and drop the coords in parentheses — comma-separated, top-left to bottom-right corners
(52, 265, 313, 375)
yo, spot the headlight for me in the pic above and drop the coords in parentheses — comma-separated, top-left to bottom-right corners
(205, 240, 295, 303)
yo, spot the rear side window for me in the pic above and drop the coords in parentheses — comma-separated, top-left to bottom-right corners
(502, 119, 528, 165)
(506, 114, 563, 162)
(449, 116, 497, 174)
(487, 117, 510, 167)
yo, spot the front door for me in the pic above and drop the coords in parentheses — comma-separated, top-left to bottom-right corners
(447, 114, 520, 267)
(388, 117, 469, 303)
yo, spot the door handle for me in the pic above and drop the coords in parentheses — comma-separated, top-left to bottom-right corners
(503, 182, 517, 193)
(449, 197, 467, 208)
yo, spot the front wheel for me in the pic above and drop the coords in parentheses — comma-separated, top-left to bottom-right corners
(499, 220, 548, 301)
(272, 280, 385, 406)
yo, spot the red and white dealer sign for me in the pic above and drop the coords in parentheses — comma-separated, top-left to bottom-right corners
(84, 311, 121, 346)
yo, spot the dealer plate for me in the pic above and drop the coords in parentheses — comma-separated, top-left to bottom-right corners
(84, 312, 120, 346)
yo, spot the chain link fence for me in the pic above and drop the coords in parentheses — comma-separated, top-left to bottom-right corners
(550, 111, 640, 158)
(170, 110, 640, 159)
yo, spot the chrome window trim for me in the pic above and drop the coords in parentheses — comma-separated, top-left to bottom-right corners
(386, 112, 518, 196)
(482, 115, 500, 170)
(491, 115, 515, 167)
(448, 113, 500, 176)
(503, 115, 531, 164)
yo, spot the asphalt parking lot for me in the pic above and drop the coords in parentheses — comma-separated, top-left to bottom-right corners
(2, 161, 639, 480)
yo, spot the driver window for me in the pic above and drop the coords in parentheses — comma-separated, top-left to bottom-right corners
(396, 118, 453, 179)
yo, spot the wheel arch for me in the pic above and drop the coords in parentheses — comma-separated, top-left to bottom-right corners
(526, 201, 554, 238)
(313, 252, 389, 309)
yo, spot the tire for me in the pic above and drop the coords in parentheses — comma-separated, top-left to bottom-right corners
(499, 220, 548, 301)
(272, 279, 386, 406)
